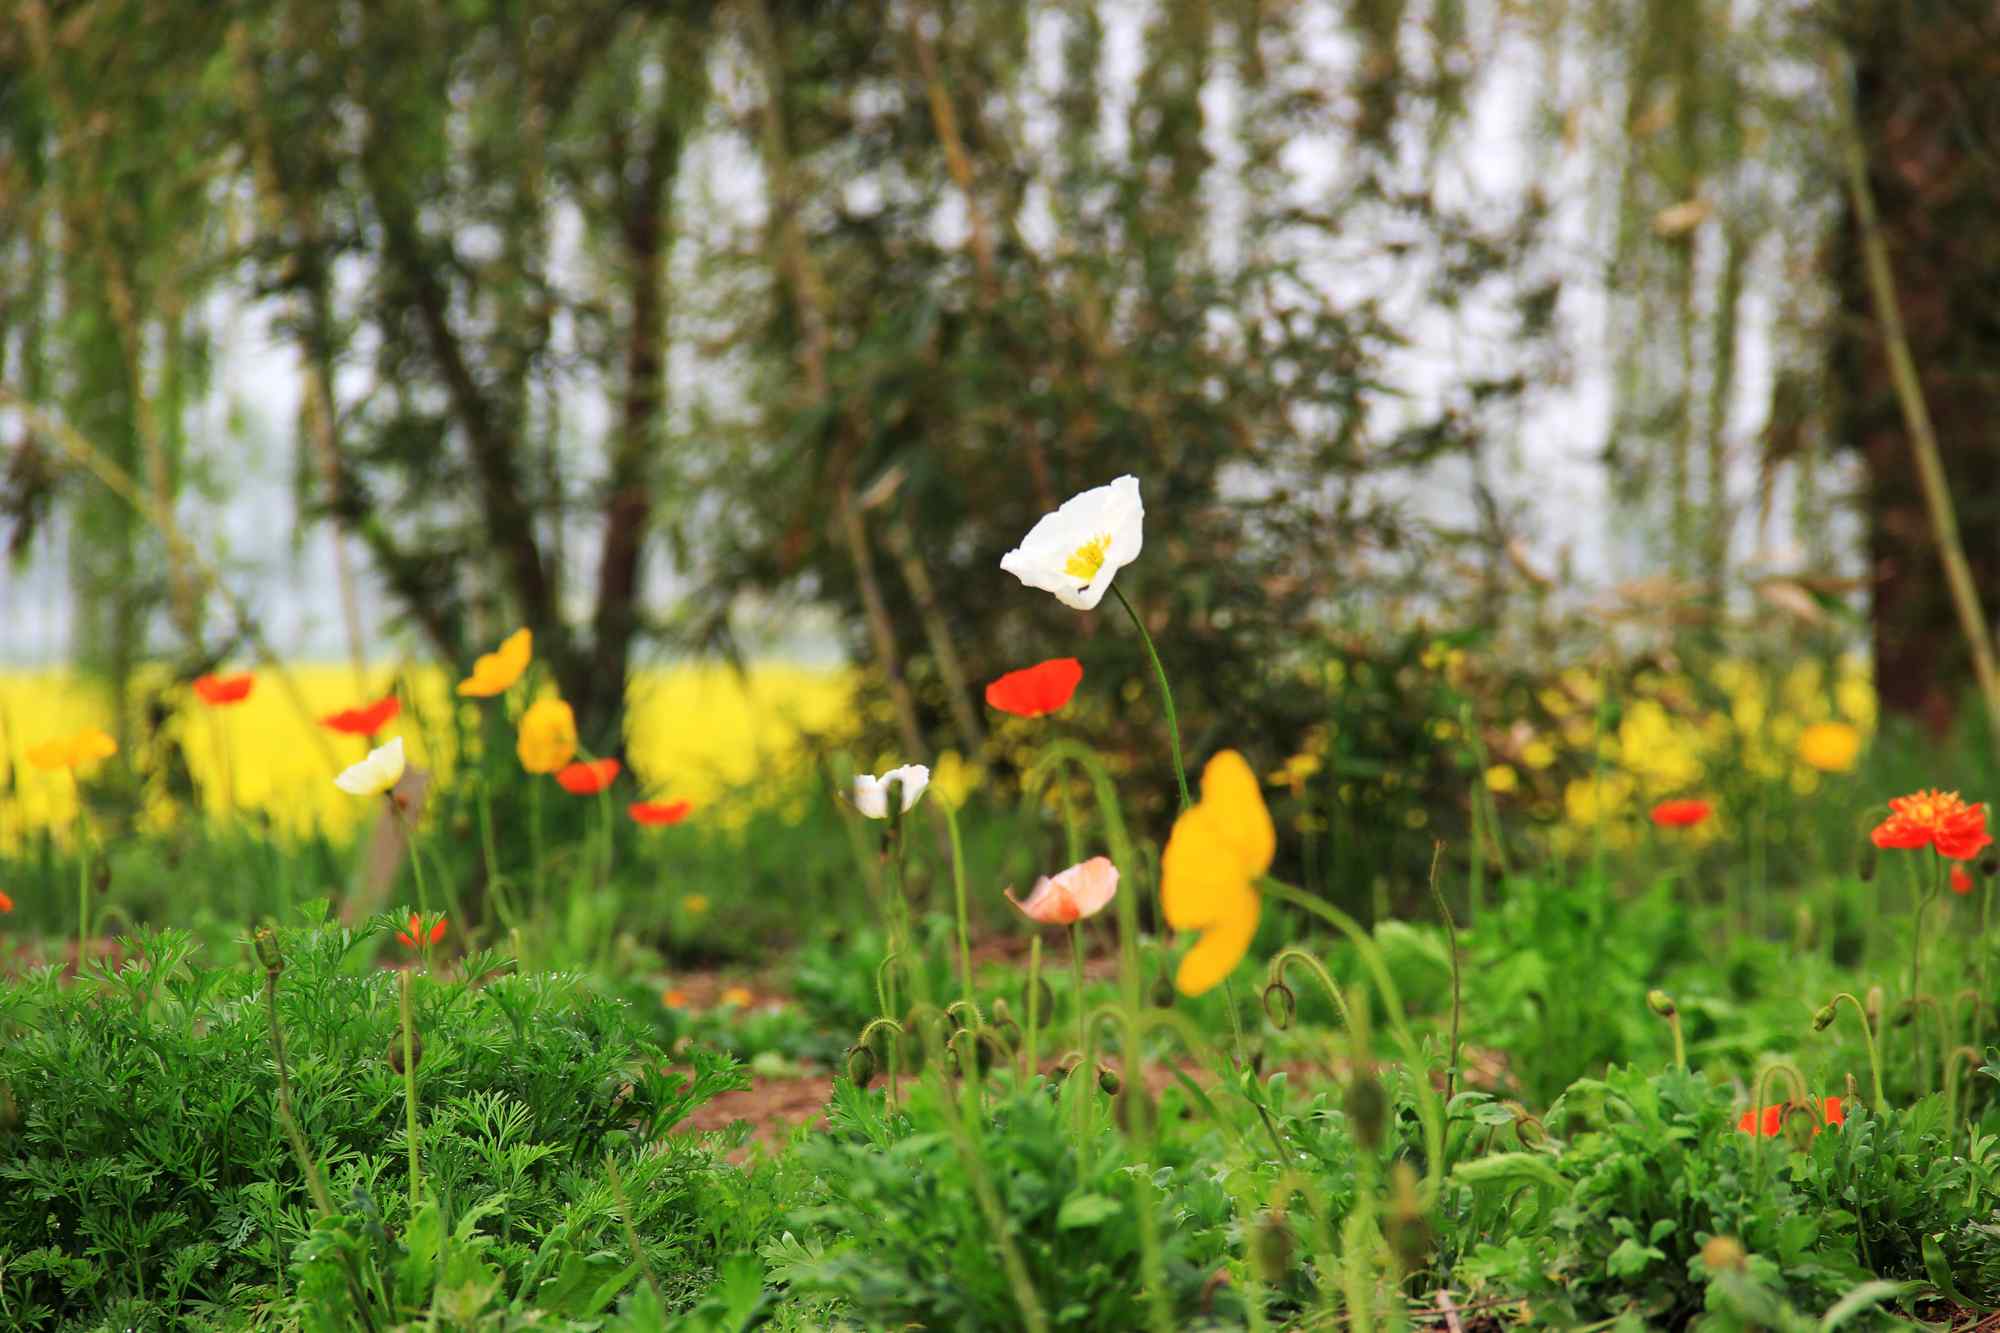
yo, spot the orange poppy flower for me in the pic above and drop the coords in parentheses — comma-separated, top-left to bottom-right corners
(556, 758, 621, 795)
(395, 912, 447, 948)
(1870, 789, 1992, 861)
(985, 657, 1084, 718)
(322, 696, 401, 736)
(1651, 798, 1712, 828)
(193, 673, 256, 706)
(0, 888, 13, 913)
(1737, 1095, 1843, 1138)
(629, 799, 691, 826)
(662, 988, 690, 1009)
(1951, 864, 1975, 895)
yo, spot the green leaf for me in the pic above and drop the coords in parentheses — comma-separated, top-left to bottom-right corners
(1057, 1192, 1122, 1230)
(1606, 1238, 1663, 1278)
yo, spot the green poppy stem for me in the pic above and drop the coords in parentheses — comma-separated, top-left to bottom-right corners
(74, 784, 91, 978)
(1111, 585, 1190, 810)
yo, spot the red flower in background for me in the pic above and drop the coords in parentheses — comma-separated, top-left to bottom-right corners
(323, 696, 401, 736)
(1651, 798, 1713, 829)
(1951, 864, 1975, 895)
(396, 912, 446, 948)
(985, 657, 1084, 718)
(1871, 789, 1992, 861)
(0, 888, 13, 913)
(193, 673, 255, 706)
(1737, 1096, 1843, 1138)
(629, 799, 692, 826)
(556, 758, 621, 795)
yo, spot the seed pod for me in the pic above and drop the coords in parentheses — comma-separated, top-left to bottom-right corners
(1263, 981, 1297, 1029)
(1811, 1003, 1837, 1032)
(388, 1030, 424, 1074)
(253, 926, 284, 974)
(1702, 1235, 1747, 1273)
(845, 1043, 879, 1088)
(1645, 989, 1676, 1019)
(1150, 974, 1177, 1009)
(1252, 1211, 1292, 1284)
(1346, 1070, 1388, 1151)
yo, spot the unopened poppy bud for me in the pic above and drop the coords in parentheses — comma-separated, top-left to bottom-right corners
(1150, 973, 1177, 1009)
(944, 1002, 972, 1032)
(1264, 981, 1297, 1029)
(1097, 1064, 1122, 1096)
(388, 1030, 423, 1074)
(845, 1043, 879, 1088)
(1384, 1162, 1431, 1273)
(1346, 1070, 1387, 1150)
(253, 926, 284, 974)
(1252, 1211, 1292, 1283)
(1982, 849, 1999, 878)
(990, 997, 1012, 1025)
(1702, 1236, 1747, 1273)
(1864, 986, 1883, 1026)
(1811, 1003, 1838, 1031)
(1646, 989, 1676, 1018)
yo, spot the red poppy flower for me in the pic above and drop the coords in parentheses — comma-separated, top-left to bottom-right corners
(629, 799, 692, 826)
(395, 912, 447, 948)
(1737, 1095, 1842, 1137)
(1951, 864, 1975, 895)
(556, 758, 621, 795)
(1651, 798, 1713, 829)
(0, 888, 13, 913)
(322, 696, 401, 736)
(985, 657, 1084, 718)
(193, 673, 255, 706)
(1871, 789, 1992, 861)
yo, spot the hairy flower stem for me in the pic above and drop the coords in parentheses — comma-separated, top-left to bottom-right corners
(528, 778, 547, 922)
(74, 809, 91, 980)
(399, 969, 423, 1207)
(475, 779, 521, 934)
(605, 1151, 664, 1305)
(936, 801, 979, 1023)
(1112, 585, 1189, 809)
(1025, 936, 1042, 1077)
(1822, 992, 1886, 1110)
(1069, 924, 1089, 1079)
(259, 946, 334, 1219)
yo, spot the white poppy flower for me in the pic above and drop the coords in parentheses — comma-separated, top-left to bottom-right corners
(999, 475, 1144, 611)
(334, 736, 407, 797)
(852, 764, 931, 819)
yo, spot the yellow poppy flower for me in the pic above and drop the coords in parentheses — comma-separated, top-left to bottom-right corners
(1798, 720, 1861, 774)
(26, 727, 118, 773)
(458, 628, 532, 697)
(1161, 750, 1274, 996)
(516, 696, 578, 774)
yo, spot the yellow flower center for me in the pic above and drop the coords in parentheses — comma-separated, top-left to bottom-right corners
(1064, 534, 1112, 582)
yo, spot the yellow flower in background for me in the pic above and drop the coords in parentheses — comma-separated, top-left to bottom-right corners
(1161, 751, 1274, 996)
(682, 893, 711, 916)
(1485, 764, 1519, 795)
(1798, 721, 1861, 774)
(1520, 738, 1556, 769)
(458, 628, 532, 697)
(516, 697, 577, 774)
(931, 750, 985, 808)
(27, 727, 117, 772)
(1267, 752, 1322, 797)
(720, 985, 754, 1007)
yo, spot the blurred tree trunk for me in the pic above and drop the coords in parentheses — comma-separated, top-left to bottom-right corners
(1835, 1, 2000, 730)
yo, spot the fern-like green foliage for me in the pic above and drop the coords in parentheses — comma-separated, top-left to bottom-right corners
(0, 909, 747, 1327)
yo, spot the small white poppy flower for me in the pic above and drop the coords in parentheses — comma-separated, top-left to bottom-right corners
(852, 764, 931, 819)
(334, 736, 407, 797)
(999, 475, 1144, 611)
(1005, 856, 1120, 926)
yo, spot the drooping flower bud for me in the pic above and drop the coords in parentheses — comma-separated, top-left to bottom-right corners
(253, 926, 284, 974)
(1263, 980, 1297, 1029)
(388, 1030, 424, 1074)
(1096, 1064, 1123, 1096)
(1811, 1003, 1838, 1032)
(1150, 973, 1177, 1009)
(1702, 1236, 1748, 1273)
(845, 1043, 879, 1088)
(1646, 989, 1676, 1018)
(1982, 849, 1999, 879)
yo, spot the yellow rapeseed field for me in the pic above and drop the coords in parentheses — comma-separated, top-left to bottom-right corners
(0, 663, 859, 846)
